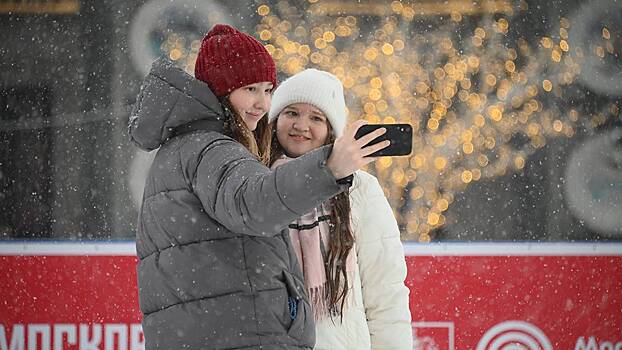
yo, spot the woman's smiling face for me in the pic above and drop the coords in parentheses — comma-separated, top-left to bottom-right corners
(276, 103, 330, 158)
(228, 81, 273, 131)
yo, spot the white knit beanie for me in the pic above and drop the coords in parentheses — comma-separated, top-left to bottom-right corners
(269, 68, 346, 137)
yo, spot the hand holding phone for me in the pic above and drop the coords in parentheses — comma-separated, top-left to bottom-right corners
(354, 123, 413, 157)
(326, 120, 390, 179)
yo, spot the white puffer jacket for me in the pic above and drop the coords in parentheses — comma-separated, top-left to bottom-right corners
(314, 171, 413, 350)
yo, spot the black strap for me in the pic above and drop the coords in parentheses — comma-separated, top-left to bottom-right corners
(288, 215, 331, 231)
(336, 174, 354, 187)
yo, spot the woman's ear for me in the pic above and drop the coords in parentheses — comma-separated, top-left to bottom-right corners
(270, 117, 278, 133)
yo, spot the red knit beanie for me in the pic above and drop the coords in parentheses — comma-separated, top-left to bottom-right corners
(194, 24, 277, 97)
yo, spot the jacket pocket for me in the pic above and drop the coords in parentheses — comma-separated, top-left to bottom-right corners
(282, 270, 314, 341)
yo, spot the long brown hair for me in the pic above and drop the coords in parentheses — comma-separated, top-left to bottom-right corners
(221, 97, 272, 166)
(269, 117, 355, 317)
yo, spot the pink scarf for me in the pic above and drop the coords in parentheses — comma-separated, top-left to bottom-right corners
(272, 156, 355, 320)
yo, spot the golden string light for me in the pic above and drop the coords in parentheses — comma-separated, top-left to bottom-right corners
(254, 1, 621, 242)
(152, 1, 620, 242)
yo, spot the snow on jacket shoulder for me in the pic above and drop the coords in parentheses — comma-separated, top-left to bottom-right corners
(314, 171, 413, 350)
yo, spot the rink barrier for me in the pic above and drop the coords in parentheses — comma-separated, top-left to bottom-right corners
(2, 240, 621, 350)
(3, 240, 622, 256)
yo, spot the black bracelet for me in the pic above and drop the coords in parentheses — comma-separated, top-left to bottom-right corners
(336, 174, 354, 187)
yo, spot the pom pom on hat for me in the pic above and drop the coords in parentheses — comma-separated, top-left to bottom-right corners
(194, 24, 277, 97)
(268, 69, 347, 137)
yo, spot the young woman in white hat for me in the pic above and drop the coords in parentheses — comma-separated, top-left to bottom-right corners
(269, 68, 413, 350)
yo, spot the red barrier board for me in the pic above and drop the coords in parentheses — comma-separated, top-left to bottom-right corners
(405, 243, 622, 350)
(1, 242, 622, 350)
(1, 243, 142, 350)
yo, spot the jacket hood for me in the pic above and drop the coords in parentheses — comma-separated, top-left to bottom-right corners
(128, 57, 225, 151)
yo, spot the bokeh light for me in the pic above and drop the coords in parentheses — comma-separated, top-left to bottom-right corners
(164, 1, 621, 242)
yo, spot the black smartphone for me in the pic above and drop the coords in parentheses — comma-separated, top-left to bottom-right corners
(354, 123, 413, 157)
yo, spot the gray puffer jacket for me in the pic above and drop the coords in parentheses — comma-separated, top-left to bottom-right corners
(129, 58, 346, 349)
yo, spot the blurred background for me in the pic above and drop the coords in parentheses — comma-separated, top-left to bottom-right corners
(0, 0, 620, 243)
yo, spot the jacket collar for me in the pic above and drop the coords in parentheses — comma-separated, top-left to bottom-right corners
(129, 57, 225, 151)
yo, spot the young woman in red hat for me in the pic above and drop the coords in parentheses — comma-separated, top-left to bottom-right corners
(129, 24, 388, 350)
